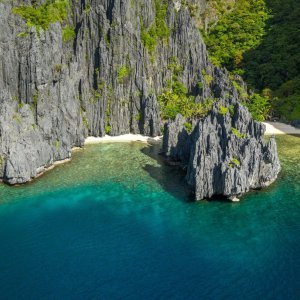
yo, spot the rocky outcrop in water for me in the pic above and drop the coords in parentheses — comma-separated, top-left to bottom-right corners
(163, 102, 281, 200)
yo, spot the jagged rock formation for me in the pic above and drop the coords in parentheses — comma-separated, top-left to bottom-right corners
(163, 102, 281, 200)
(0, 0, 280, 193)
(0, 0, 239, 184)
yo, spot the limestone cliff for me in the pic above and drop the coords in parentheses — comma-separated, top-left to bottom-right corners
(162, 102, 281, 200)
(0, 0, 231, 184)
(0, 0, 280, 195)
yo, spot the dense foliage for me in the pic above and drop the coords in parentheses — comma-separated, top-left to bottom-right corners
(242, 94, 271, 122)
(158, 80, 214, 120)
(141, 0, 169, 58)
(62, 25, 75, 43)
(244, 0, 300, 121)
(202, 0, 300, 122)
(272, 77, 300, 121)
(158, 57, 214, 121)
(12, 0, 70, 33)
(203, 0, 269, 74)
(117, 66, 131, 84)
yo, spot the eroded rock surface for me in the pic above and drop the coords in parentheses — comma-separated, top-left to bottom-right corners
(0, 0, 241, 184)
(163, 103, 281, 200)
(0, 0, 280, 190)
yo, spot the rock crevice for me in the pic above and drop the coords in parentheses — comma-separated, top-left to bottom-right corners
(0, 0, 280, 192)
(163, 103, 281, 200)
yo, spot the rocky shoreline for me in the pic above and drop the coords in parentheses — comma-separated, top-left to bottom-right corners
(162, 102, 281, 201)
(0, 1, 282, 200)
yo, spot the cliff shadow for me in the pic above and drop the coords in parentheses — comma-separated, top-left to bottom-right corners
(140, 143, 193, 202)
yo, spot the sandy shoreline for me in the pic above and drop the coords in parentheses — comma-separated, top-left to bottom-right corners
(31, 135, 162, 181)
(83, 122, 300, 145)
(263, 122, 300, 135)
(11, 122, 299, 183)
(84, 134, 163, 145)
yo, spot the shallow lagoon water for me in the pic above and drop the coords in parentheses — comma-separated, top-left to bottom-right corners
(0, 136, 299, 299)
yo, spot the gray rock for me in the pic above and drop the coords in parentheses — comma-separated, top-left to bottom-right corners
(163, 103, 281, 200)
(0, 0, 280, 189)
(291, 120, 300, 129)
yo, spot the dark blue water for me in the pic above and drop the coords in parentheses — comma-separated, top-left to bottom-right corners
(0, 136, 299, 299)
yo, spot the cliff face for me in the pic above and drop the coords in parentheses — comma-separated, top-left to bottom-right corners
(0, 0, 237, 184)
(0, 0, 280, 195)
(163, 102, 281, 200)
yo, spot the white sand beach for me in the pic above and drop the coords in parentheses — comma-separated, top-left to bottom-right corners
(32, 123, 299, 181)
(84, 134, 163, 145)
(83, 122, 300, 145)
(263, 122, 300, 135)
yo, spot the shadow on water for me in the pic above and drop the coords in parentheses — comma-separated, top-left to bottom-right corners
(140, 143, 193, 202)
(141, 143, 239, 204)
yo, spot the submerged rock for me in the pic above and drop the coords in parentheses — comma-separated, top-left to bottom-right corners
(163, 103, 281, 200)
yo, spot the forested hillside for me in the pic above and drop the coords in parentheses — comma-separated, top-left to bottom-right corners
(200, 0, 300, 122)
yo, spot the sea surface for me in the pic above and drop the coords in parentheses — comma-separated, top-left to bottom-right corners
(0, 135, 299, 300)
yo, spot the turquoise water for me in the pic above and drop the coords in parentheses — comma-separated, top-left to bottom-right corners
(0, 136, 300, 299)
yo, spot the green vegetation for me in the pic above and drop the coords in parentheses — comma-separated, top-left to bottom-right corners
(272, 77, 300, 121)
(98, 80, 106, 91)
(158, 79, 214, 120)
(158, 57, 215, 120)
(33, 92, 39, 107)
(232, 80, 247, 99)
(54, 64, 62, 73)
(219, 105, 228, 116)
(231, 127, 247, 139)
(141, 0, 169, 58)
(12, 0, 70, 34)
(184, 122, 193, 133)
(105, 125, 111, 135)
(243, 93, 271, 122)
(229, 104, 235, 117)
(229, 158, 241, 168)
(201, 0, 272, 121)
(117, 65, 130, 84)
(244, 0, 300, 121)
(83, 5, 91, 14)
(134, 113, 142, 122)
(168, 56, 183, 76)
(244, 1, 300, 90)
(201, 0, 300, 122)
(219, 104, 235, 118)
(202, 69, 213, 85)
(17, 32, 29, 38)
(104, 86, 113, 135)
(232, 80, 270, 121)
(90, 89, 101, 104)
(13, 113, 22, 124)
(80, 107, 89, 129)
(55, 140, 61, 150)
(62, 25, 75, 43)
(18, 102, 24, 110)
(202, 0, 269, 74)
